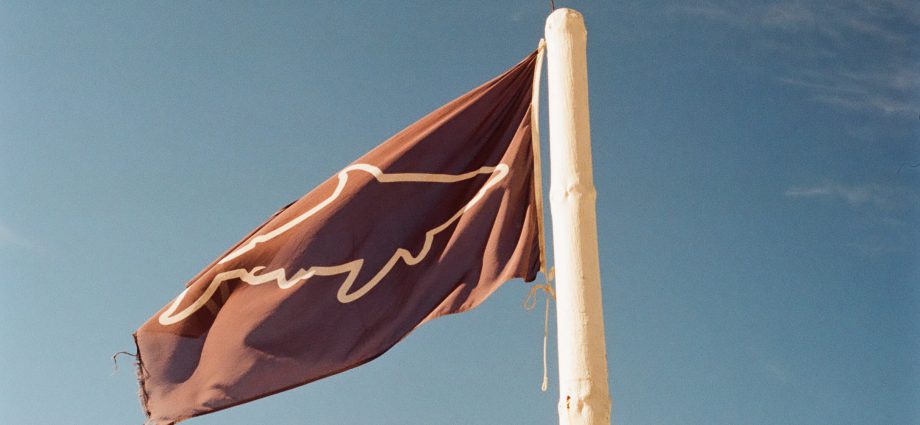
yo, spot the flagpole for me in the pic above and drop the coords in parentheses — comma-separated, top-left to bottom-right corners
(544, 8, 611, 425)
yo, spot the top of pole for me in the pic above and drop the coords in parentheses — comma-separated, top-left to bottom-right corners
(545, 8, 586, 38)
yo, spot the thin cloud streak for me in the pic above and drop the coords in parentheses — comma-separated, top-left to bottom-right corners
(811, 93, 914, 116)
(784, 181, 912, 210)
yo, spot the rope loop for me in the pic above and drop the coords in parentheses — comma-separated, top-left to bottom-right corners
(523, 267, 555, 391)
(523, 282, 555, 310)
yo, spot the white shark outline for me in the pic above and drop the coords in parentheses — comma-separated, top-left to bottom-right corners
(158, 163, 509, 326)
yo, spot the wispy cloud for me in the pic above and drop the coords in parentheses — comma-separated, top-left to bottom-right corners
(778, 66, 919, 118)
(667, 4, 748, 25)
(786, 181, 918, 257)
(784, 181, 920, 259)
(746, 347, 795, 384)
(844, 16, 910, 43)
(841, 68, 920, 92)
(845, 241, 901, 257)
(784, 181, 911, 210)
(669, 1, 919, 36)
(0, 218, 36, 250)
(761, 3, 816, 30)
(668, 1, 919, 118)
(811, 93, 915, 116)
(666, 2, 823, 31)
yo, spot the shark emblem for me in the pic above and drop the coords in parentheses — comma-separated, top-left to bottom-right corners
(158, 163, 509, 325)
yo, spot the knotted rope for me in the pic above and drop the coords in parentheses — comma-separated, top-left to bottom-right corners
(524, 267, 555, 391)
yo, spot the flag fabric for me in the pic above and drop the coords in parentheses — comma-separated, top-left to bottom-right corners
(134, 51, 542, 424)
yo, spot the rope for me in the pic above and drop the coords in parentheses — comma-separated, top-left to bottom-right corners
(524, 267, 555, 392)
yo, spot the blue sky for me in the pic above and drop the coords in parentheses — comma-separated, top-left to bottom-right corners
(1, 1, 917, 424)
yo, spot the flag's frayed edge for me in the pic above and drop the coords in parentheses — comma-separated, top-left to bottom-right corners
(133, 334, 156, 424)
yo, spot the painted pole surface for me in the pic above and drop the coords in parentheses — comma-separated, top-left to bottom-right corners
(544, 8, 611, 425)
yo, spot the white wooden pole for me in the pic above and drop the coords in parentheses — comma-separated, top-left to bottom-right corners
(545, 8, 611, 425)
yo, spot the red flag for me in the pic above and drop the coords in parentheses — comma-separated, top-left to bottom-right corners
(135, 51, 542, 424)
